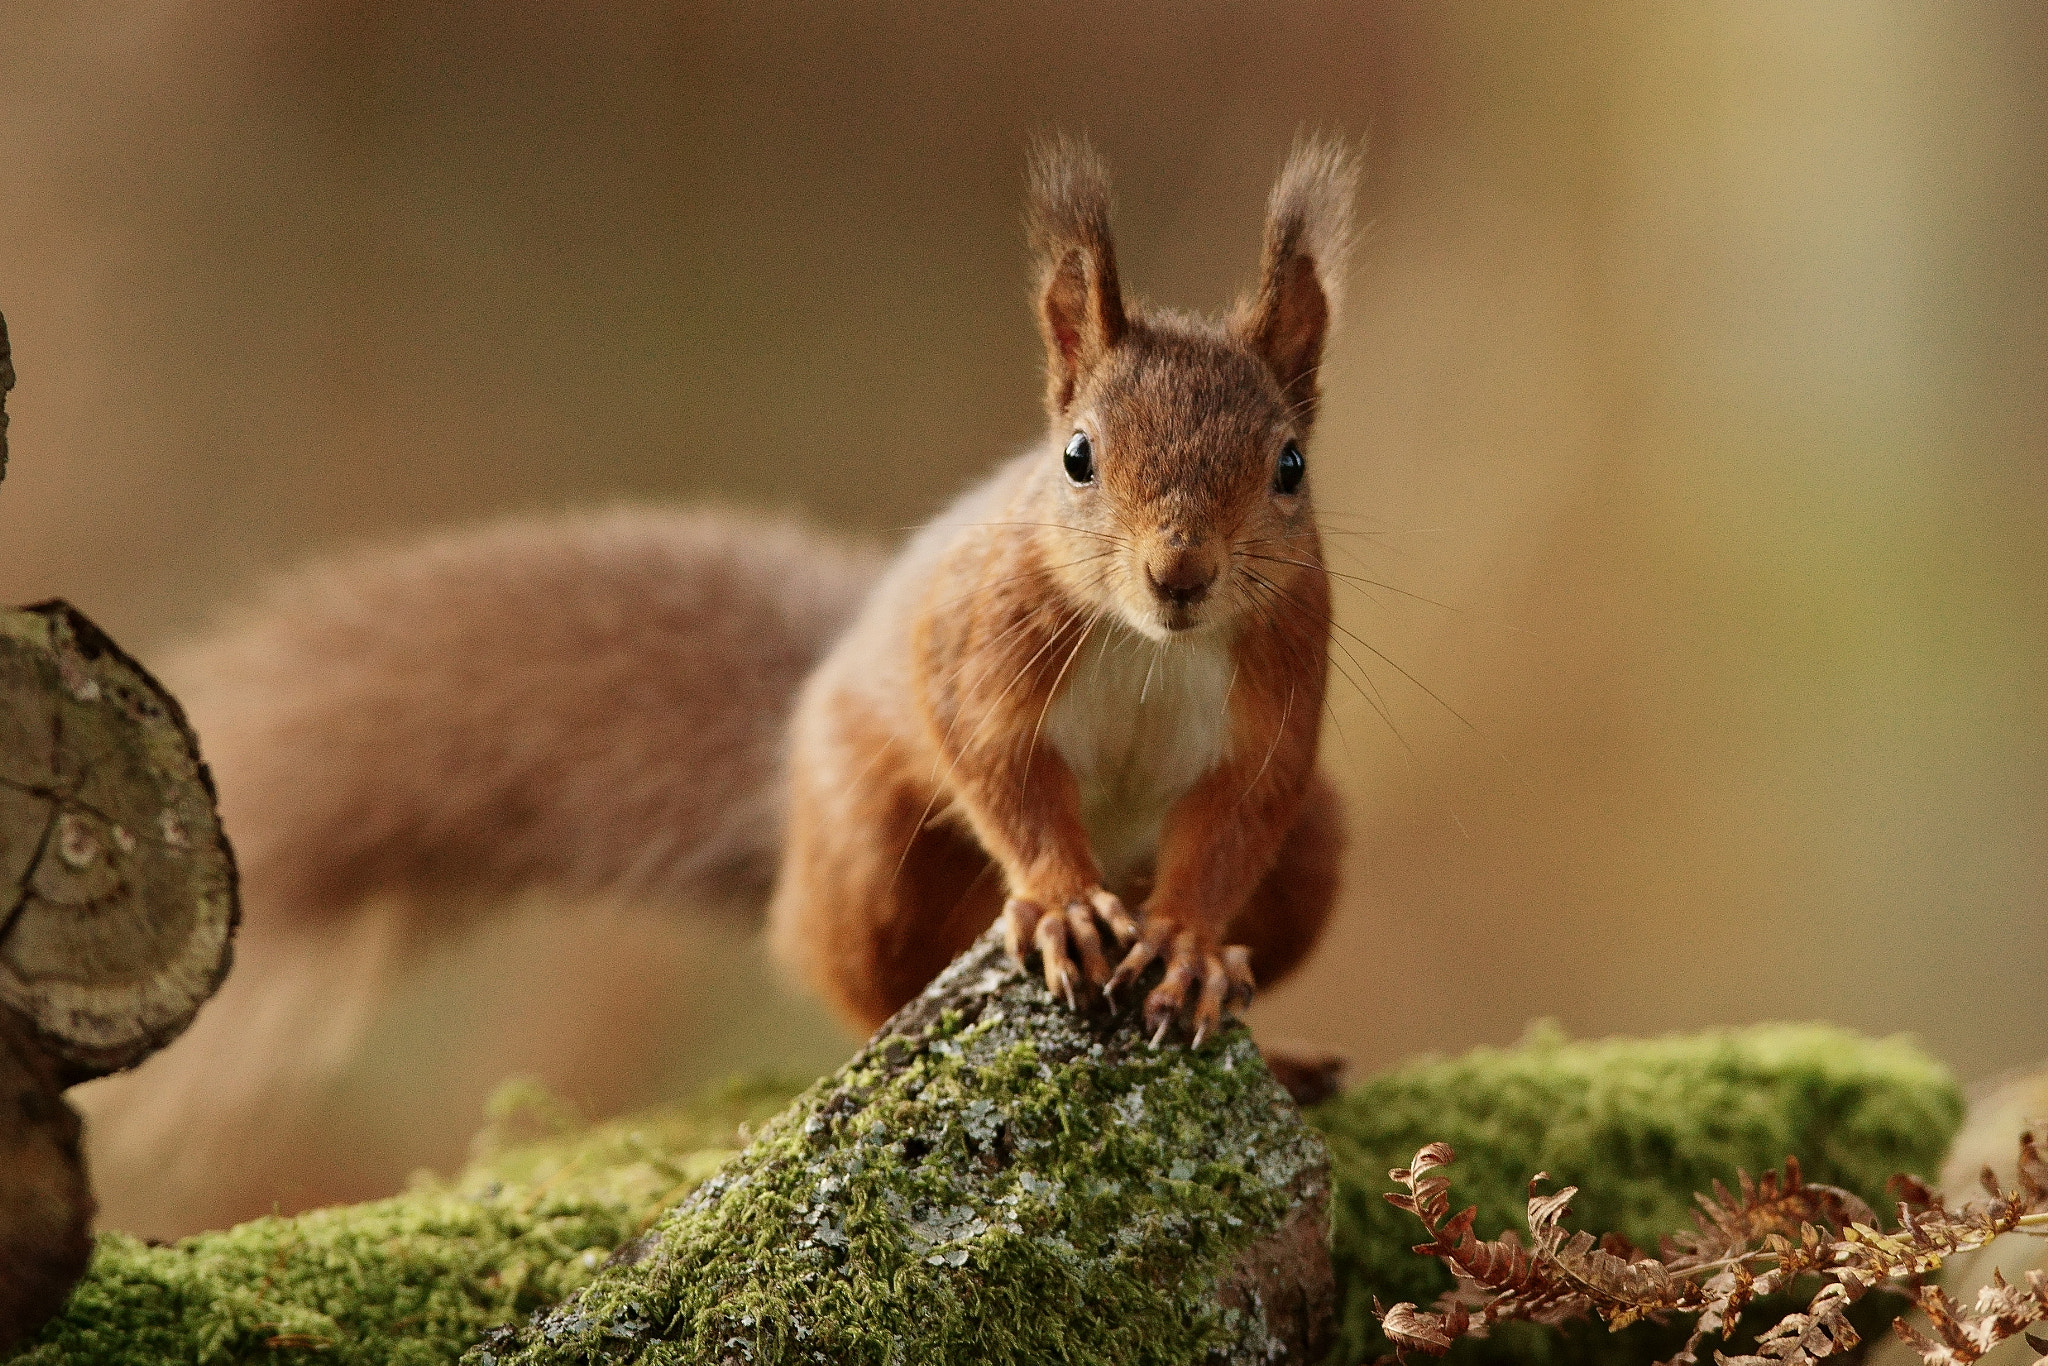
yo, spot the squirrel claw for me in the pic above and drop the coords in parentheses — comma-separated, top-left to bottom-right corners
(1013, 895, 1250, 1041)
(1104, 937, 1158, 1000)
(1001, 897, 1043, 964)
(1223, 945, 1256, 1011)
(1007, 890, 1131, 1013)
(1117, 922, 1252, 1048)
(1032, 911, 1080, 1007)
(1061, 900, 1112, 984)
(1089, 889, 1139, 948)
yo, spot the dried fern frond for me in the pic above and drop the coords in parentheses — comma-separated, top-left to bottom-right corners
(1887, 1271, 2048, 1366)
(1665, 1159, 1877, 1271)
(1373, 1133, 2048, 1366)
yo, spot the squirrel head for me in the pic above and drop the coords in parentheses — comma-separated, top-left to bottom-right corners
(1022, 134, 1357, 643)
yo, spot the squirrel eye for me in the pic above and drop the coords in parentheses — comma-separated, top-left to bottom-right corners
(1063, 431, 1095, 486)
(1275, 439, 1306, 495)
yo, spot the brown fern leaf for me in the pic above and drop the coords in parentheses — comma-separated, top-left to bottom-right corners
(1665, 1266, 1758, 1366)
(1378, 1133, 2048, 1366)
(1439, 1217, 1538, 1291)
(1387, 1142, 1458, 1229)
(1521, 1178, 1687, 1327)
(1376, 1298, 1472, 1360)
(1891, 1271, 2048, 1366)
(1550, 1232, 1679, 1330)
(1381, 1146, 1601, 1350)
(1666, 1158, 1876, 1269)
(1835, 1158, 2046, 1289)
(1889, 1172, 1938, 1209)
(1718, 1281, 1861, 1366)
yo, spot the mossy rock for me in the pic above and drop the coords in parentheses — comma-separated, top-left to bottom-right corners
(9, 1013, 1963, 1365)
(7, 1079, 803, 1366)
(469, 928, 1333, 1366)
(1312, 1021, 1965, 1365)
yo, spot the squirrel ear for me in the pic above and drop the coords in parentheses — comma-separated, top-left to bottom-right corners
(1235, 135, 1359, 428)
(1027, 135, 1127, 417)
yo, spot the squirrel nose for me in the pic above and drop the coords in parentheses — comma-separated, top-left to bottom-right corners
(1146, 552, 1216, 607)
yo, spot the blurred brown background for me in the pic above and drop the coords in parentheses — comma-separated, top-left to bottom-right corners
(2, 2, 2044, 1236)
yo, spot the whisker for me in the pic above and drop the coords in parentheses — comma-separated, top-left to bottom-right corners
(897, 603, 1086, 888)
(1234, 551, 1465, 614)
(1242, 533, 1537, 638)
(926, 593, 1059, 708)
(1240, 682, 1295, 806)
(1264, 570, 1488, 742)
(895, 520, 1133, 548)
(1310, 516, 1455, 537)
(892, 578, 1106, 894)
(1238, 570, 1470, 838)
(1023, 602, 1107, 795)
(921, 550, 1118, 619)
(1233, 574, 1366, 787)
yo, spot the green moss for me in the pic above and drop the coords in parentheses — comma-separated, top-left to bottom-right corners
(470, 935, 1328, 1366)
(1309, 1021, 1965, 1366)
(9, 1008, 1964, 1366)
(11, 1080, 804, 1366)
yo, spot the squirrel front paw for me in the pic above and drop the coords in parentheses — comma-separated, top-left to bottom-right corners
(1002, 890, 1139, 1009)
(1105, 921, 1256, 1048)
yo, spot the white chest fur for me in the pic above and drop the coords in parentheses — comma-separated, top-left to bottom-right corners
(1043, 622, 1235, 891)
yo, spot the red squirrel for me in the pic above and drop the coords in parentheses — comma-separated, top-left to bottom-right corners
(771, 136, 1350, 1045)
(176, 135, 1354, 1053)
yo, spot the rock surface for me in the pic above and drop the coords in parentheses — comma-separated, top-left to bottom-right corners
(471, 927, 1334, 1366)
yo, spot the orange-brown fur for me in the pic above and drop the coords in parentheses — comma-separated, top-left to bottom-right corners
(169, 507, 883, 930)
(769, 136, 1356, 1041)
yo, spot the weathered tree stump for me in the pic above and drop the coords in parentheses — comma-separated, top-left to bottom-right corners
(470, 927, 1336, 1366)
(0, 599, 239, 1350)
(0, 601, 239, 1083)
(0, 1011, 91, 1356)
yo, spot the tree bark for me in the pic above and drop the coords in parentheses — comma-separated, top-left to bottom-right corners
(0, 599, 239, 1350)
(0, 1011, 91, 1357)
(0, 601, 239, 1085)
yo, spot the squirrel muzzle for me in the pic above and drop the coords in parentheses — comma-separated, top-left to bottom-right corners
(1141, 538, 1224, 632)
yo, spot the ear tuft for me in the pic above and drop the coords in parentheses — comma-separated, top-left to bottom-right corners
(1026, 134, 1127, 417)
(1235, 133, 1361, 426)
(1261, 133, 1359, 325)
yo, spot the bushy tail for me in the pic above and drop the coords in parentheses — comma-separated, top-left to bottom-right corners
(166, 506, 884, 932)
(80, 507, 880, 1238)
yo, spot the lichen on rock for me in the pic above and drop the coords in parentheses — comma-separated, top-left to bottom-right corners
(469, 928, 1333, 1366)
